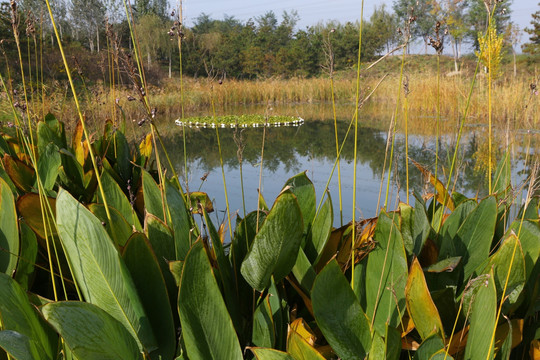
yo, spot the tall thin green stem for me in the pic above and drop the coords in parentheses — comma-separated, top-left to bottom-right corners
(351, 0, 365, 289)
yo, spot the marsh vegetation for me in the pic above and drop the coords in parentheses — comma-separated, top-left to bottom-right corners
(0, 0, 539, 359)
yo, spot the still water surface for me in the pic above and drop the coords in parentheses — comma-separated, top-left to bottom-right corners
(160, 112, 535, 227)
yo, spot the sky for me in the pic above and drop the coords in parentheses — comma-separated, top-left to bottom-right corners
(178, 0, 535, 52)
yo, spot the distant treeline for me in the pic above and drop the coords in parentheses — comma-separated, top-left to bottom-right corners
(0, 0, 534, 83)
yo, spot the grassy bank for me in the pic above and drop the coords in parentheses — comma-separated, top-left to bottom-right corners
(3, 59, 536, 133)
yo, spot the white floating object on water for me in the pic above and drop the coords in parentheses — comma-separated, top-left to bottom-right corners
(211, 123, 216, 128)
(220, 123, 226, 128)
(202, 122, 207, 127)
(230, 124, 235, 128)
(284, 122, 289, 126)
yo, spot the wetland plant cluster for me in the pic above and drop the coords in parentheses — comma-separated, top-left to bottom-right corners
(0, 115, 539, 359)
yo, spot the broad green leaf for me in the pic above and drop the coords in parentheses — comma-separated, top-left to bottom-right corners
(464, 270, 497, 360)
(306, 192, 333, 264)
(241, 190, 304, 291)
(413, 334, 445, 360)
(111, 131, 132, 184)
(0, 177, 18, 275)
(258, 189, 269, 211)
(145, 214, 178, 308)
(287, 330, 325, 360)
(252, 298, 275, 348)
(0, 330, 43, 360)
(406, 258, 445, 340)
(312, 260, 372, 360)
(230, 211, 267, 278)
(385, 325, 401, 360)
(0, 273, 57, 360)
(426, 257, 461, 273)
(291, 248, 316, 294)
(201, 208, 240, 329)
(122, 233, 176, 360)
(0, 166, 18, 197)
(168, 260, 183, 286)
(440, 196, 497, 282)
(37, 119, 66, 155)
(56, 189, 156, 352)
(142, 170, 165, 221)
(517, 197, 539, 221)
(164, 180, 193, 261)
(509, 220, 540, 279)
(481, 233, 525, 300)
(437, 199, 476, 249)
(368, 331, 385, 360)
(251, 348, 294, 360)
(283, 171, 316, 233)
(36, 143, 61, 192)
(366, 211, 407, 335)
(42, 302, 143, 360)
(412, 199, 431, 256)
(178, 241, 242, 359)
(399, 203, 415, 256)
(14, 222, 37, 290)
(98, 171, 141, 231)
(268, 278, 287, 351)
(89, 204, 133, 247)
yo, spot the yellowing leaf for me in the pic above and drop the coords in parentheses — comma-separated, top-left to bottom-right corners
(411, 159, 454, 211)
(139, 133, 153, 158)
(406, 258, 445, 340)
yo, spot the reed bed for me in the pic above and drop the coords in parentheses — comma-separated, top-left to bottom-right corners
(4, 70, 536, 133)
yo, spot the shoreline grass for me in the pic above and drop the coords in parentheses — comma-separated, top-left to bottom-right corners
(3, 68, 536, 133)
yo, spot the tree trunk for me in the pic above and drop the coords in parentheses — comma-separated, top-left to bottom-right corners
(147, 51, 151, 66)
(168, 49, 172, 78)
(453, 40, 459, 72)
(96, 25, 100, 53)
(513, 49, 516, 78)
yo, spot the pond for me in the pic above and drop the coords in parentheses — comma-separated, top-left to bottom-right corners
(159, 107, 537, 229)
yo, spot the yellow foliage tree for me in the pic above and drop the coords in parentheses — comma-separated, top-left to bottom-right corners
(475, 22, 505, 79)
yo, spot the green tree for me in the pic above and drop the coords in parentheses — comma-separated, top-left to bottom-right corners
(466, 0, 512, 49)
(394, 0, 437, 53)
(432, 0, 467, 71)
(522, 2, 540, 54)
(70, 0, 105, 52)
(136, 13, 167, 66)
(367, 4, 398, 54)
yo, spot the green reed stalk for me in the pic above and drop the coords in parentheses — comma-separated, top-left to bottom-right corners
(44, 0, 114, 229)
(488, 19, 493, 194)
(404, 87, 409, 204)
(211, 89, 233, 240)
(350, 0, 365, 289)
(383, 46, 407, 210)
(325, 31, 343, 226)
(433, 55, 441, 220)
(9, 7, 63, 301)
(315, 75, 387, 219)
(256, 117, 268, 233)
(0, 71, 79, 301)
(177, 1, 188, 190)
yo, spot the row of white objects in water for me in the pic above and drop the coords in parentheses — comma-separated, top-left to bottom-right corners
(174, 118, 305, 128)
